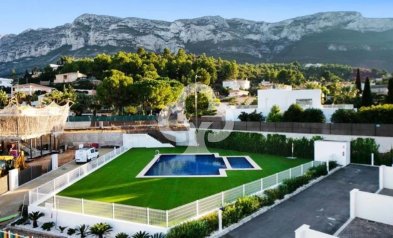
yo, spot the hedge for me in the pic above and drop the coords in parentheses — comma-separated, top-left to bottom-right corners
(331, 104, 393, 124)
(205, 131, 322, 159)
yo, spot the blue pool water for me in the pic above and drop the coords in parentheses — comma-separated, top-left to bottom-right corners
(227, 157, 254, 169)
(145, 154, 226, 176)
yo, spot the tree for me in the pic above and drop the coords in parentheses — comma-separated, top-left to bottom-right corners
(302, 108, 325, 123)
(361, 77, 373, 107)
(71, 93, 92, 116)
(89, 223, 113, 238)
(267, 105, 283, 122)
(43, 85, 76, 106)
(0, 90, 9, 108)
(185, 93, 210, 116)
(238, 110, 265, 122)
(283, 104, 304, 122)
(387, 78, 393, 104)
(28, 211, 45, 228)
(96, 70, 133, 114)
(355, 68, 362, 94)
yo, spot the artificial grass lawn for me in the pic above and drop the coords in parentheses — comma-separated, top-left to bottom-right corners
(59, 147, 310, 209)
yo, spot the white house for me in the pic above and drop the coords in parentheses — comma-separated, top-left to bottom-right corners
(54, 71, 86, 84)
(223, 79, 250, 90)
(0, 78, 13, 88)
(225, 88, 353, 122)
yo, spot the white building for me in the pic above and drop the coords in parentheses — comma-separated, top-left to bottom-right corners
(54, 71, 86, 84)
(0, 78, 13, 88)
(225, 88, 353, 122)
(222, 79, 250, 90)
(13, 83, 54, 95)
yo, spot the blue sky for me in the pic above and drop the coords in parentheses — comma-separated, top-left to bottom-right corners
(1, 0, 392, 35)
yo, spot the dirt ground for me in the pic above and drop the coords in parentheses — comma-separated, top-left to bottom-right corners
(27, 150, 76, 171)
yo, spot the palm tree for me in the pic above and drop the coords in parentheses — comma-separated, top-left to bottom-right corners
(90, 223, 113, 238)
(115, 233, 130, 238)
(28, 211, 44, 228)
(132, 231, 150, 238)
(150, 233, 166, 238)
(75, 224, 90, 238)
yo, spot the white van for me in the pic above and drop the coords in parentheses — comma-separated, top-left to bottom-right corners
(75, 148, 99, 164)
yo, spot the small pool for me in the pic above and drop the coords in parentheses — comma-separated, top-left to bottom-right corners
(227, 157, 254, 169)
(138, 153, 261, 178)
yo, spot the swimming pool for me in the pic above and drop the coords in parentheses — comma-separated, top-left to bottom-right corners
(137, 153, 261, 178)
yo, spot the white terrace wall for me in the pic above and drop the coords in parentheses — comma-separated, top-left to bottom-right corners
(28, 204, 168, 235)
(122, 134, 173, 148)
(61, 131, 123, 147)
(295, 225, 338, 238)
(350, 189, 393, 225)
(380, 165, 393, 190)
(314, 141, 350, 166)
(161, 129, 197, 146)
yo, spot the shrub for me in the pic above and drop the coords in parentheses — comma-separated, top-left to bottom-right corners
(58, 226, 67, 233)
(90, 222, 113, 238)
(351, 138, 379, 164)
(200, 213, 218, 234)
(75, 224, 90, 238)
(238, 110, 265, 122)
(306, 164, 328, 179)
(234, 196, 261, 218)
(11, 217, 28, 226)
(67, 228, 76, 236)
(358, 104, 393, 124)
(222, 204, 241, 227)
(283, 104, 304, 122)
(302, 108, 325, 123)
(150, 233, 166, 238)
(331, 109, 358, 123)
(41, 222, 55, 231)
(132, 231, 150, 238)
(266, 105, 283, 122)
(115, 232, 130, 238)
(282, 175, 310, 194)
(166, 220, 209, 238)
(264, 187, 286, 202)
(28, 211, 45, 228)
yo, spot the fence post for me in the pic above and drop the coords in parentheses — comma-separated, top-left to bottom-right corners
(326, 161, 330, 173)
(243, 184, 245, 196)
(112, 203, 115, 219)
(53, 179, 56, 192)
(301, 164, 304, 175)
(289, 168, 292, 178)
(196, 200, 199, 216)
(371, 153, 375, 166)
(380, 165, 385, 190)
(260, 178, 263, 192)
(147, 208, 150, 225)
(276, 173, 279, 184)
(81, 198, 84, 214)
(350, 189, 359, 219)
(221, 192, 224, 206)
(166, 210, 169, 228)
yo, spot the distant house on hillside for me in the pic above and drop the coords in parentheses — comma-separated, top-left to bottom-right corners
(0, 78, 13, 88)
(222, 79, 250, 90)
(13, 83, 54, 95)
(54, 71, 86, 84)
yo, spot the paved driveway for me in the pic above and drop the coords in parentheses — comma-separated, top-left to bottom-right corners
(223, 164, 379, 238)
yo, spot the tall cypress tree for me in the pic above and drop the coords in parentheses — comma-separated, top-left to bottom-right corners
(355, 68, 362, 94)
(387, 78, 393, 104)
(361, 77, 373, 107)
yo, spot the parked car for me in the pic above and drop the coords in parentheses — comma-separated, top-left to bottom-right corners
(75, 148, 99, 164)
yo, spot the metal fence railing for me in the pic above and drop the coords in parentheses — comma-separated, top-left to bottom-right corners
(0, 230, 31, 238)
(29, 146, 128, 206)
(32, 160, 324, 228)
(68, 115, 157, 122)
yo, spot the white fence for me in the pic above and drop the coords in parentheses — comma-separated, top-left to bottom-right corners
(295, 224, 338, 238)
(29, 146, 128, 206)
(32, 160, 323, 228)
(1, 230, 30, 238)
(379, 165, 393, 190)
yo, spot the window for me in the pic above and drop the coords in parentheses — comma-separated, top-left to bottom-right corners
(296, 99, 313, 108)
(63, 75, 68, 80)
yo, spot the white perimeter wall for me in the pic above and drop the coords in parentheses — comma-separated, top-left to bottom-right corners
(28, 204, 167, 235)
(314, 141, 350, 166)
(161, 129, 197, 146)
(295, 225, 337, 238)
(351, 189, 393, 225)
(380, 165, 393, 189)
(122, 134, 173, 148)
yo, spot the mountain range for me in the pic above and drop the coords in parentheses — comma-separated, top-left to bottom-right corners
(1, 11, 393, 76)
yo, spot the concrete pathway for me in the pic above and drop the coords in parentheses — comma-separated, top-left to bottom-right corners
(223, 164, 379, 238)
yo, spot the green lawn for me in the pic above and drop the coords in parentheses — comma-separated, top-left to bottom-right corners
(59, 147, 310, 209)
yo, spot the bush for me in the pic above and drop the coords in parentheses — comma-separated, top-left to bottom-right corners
(282, 175, 311, 194)
(376, 151, 393, 166)
(238, 110, 265, 122)
(306, 164, 328, 178)
(283, 104, 304, 122)
(58, 226, 67, 233)
(41, 222, 55, 231)
(200, 213, 218, 234)
(115, 232, 130, 238)
(351, 138, 379, 164)
(132, 231, 150, 238)
(166, 220, 209, 238)
(67, 228, 76, 236)
(302, 108, 325, 123)
(358, 104, 393, 124)
(331, 109, 358, 123)
(266, 105, 283, 122)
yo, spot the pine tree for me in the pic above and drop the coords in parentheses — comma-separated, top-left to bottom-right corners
(355, 68, 362, 94)
(361, 77, 373, 107)
(387, 78, 393, 104)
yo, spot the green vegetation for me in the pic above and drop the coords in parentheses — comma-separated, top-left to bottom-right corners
(166, 162, 336, 237)
(387, 78, 393, 104)
(266, 105, 283, 122)
(331, 104, 393, 124)
(238, 110, 265, 122)
(59, 147, 309, 209)
(361, 77, 373, 107)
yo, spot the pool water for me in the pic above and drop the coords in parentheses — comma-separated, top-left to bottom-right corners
(227, 157, 254, 169)
(144, 154, 226, 176)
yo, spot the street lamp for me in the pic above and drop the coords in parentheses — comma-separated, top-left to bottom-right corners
(194, 74, 201, 128)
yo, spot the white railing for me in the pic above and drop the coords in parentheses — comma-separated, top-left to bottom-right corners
(29, 146, 128, 206)
(35, 160, 324, 228)
(1, 230, 30, 238)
